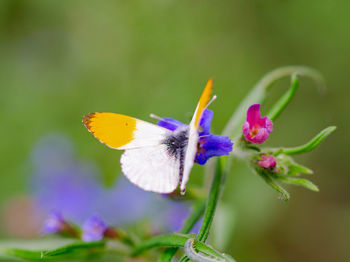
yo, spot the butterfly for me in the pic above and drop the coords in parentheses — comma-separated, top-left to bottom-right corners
(82, 78, 216, 195)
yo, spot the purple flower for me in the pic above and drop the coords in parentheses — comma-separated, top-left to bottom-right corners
(31, 134, 102, 224)
(31, 134, 202, 235)
(242, 104, 273, 144)
(258, 155, 276, 169)
(82, 215, 107, 242)
(158, 109, 233, 165)
(43, 211, 65, 234)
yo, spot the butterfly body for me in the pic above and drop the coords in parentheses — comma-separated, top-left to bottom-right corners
(83, 79, 213, 194)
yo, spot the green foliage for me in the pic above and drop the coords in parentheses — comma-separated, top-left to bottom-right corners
(0, 240, 105, 261)
(278, 126, 337, 155)
(0, 67, 336, 261)
(222, 66, 325, 141)
(267, 74, 299, 121)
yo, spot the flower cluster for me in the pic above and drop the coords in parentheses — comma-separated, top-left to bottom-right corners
(240, 99, 333, 200)
(42, 212, 117, 242)
(33, 134, 201, 241)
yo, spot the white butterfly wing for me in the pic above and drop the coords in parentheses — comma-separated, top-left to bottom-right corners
(180, 78, 213, 194)
(180, 126, 198, 194)
(121, 145, 180, 193)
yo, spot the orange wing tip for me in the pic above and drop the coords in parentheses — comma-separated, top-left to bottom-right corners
(194, 78, 214, 127)
(206, 77, 213, 88)
(82, 113, 97, 130)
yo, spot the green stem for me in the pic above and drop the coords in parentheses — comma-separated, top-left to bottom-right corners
(197, 159, 224, 242)
(267, 74, 299, 121)
(180, 159, 225, 261)
(259, 170, 289, 201)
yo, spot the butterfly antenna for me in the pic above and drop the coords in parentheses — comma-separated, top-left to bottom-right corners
(205, 95, 217, 110)
(150, 113, 164, 121)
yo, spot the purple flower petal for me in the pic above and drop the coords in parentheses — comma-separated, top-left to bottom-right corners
(82, 215, 107, 242)
(157, 118, 186, 131)
(198, 109, 213, 135)
(43, 211, 65, 234)
(196, 134, 233, 165)
(247, 104, 262, 124)
(243, 104, 273, 144)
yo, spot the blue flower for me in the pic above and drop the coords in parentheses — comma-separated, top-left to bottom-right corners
(42, 210, 65, 234)
(82, 215, 107, 242)
(158, 109, 233, 165)
(31, 134, 203, 235)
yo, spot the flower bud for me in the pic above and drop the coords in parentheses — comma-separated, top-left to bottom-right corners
(258, 155, 276, 169)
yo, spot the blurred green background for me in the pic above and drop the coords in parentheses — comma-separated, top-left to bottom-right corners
(0, 0, 348, 261)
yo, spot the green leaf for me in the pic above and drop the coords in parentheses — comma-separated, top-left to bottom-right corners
(275, 177, 319, 192)
(287, 162, 313, 176)
(223, 66, 325, 140)
(183, 238, 235, 262)
(257, 169, 290, 201)
(281, 126, 336, 155)
(0, 239, 105, 261)
(132, 234, 192, 257)
(133, 233, 234, 262)
(267, 74, 299, 121)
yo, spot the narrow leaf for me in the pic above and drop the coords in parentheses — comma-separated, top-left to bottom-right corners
(267, 74, 299, 121)
(287, 162, 313, 176)
(223, 66, 325, 139)
(258, 170, 290, 201)
(282, 126, 336, 155)
(132, 234, 191, 256)
(3, 240, 105, 261)
(276, 177, 319, 192)
(184, 238, 232, 261)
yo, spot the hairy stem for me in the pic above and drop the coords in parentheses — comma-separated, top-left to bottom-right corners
(197, 159, 224, 242)
(180, 159, 225, 261)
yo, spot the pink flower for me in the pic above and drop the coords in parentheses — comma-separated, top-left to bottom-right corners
(242, 104, 273, 144)
(258, 155, 276, 169)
